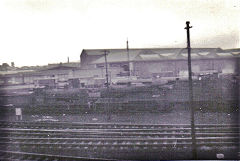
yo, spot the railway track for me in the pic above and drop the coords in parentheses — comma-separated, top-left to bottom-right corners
(0, 121, 239, 160)
(0, 120, 239, 129)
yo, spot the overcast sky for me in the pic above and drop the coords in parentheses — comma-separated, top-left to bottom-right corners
(0, 0, 239, 67)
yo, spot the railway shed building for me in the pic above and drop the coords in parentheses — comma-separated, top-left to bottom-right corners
(80, 48, 240, 80)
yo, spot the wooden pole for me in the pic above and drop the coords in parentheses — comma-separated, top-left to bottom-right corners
(185, 21, 197, 159)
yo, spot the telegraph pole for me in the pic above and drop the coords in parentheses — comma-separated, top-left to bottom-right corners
(127, 39, 130, 77)
(185, 21, 197, 159)
(102, 50, 111, 120)
(104, 50, 109, 89)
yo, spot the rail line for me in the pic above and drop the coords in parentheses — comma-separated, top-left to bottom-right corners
(0, 121, 239, 160)
(0, 150, 116, 161)
(0, 121, 239, 130)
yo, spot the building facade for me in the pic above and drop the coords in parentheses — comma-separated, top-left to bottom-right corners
(80, 48, 240, 81)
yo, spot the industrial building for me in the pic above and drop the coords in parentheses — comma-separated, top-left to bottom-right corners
(80, 48, 240, 81)
(0, 48, 239, 91)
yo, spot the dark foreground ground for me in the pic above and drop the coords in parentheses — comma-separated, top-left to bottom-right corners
(1, 107, 238, 125)
(0, 106, 239, 160)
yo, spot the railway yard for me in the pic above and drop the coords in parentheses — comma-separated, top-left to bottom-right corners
(0, 7, 239, 159)
(0, 121, 239, 160)
(0, 105, 239, 160)
(0, 78, 239, 160)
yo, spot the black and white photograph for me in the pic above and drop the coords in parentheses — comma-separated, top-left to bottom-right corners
(0, 0, 239, 160)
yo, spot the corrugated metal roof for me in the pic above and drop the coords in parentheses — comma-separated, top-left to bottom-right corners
(82, 48, 240, 65)
(90, 50, 140, 64)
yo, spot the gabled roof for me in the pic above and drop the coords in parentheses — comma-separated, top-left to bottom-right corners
(39, 65, 78, 71)
(222, 48, 240, 52)
(89, 49, 140, 64)
(81, 48, 240, 65)
(0, 70, 34, 76)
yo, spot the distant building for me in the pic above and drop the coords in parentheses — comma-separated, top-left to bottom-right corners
(80, 48, 240, 79)
(0, 64, 80, 91)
